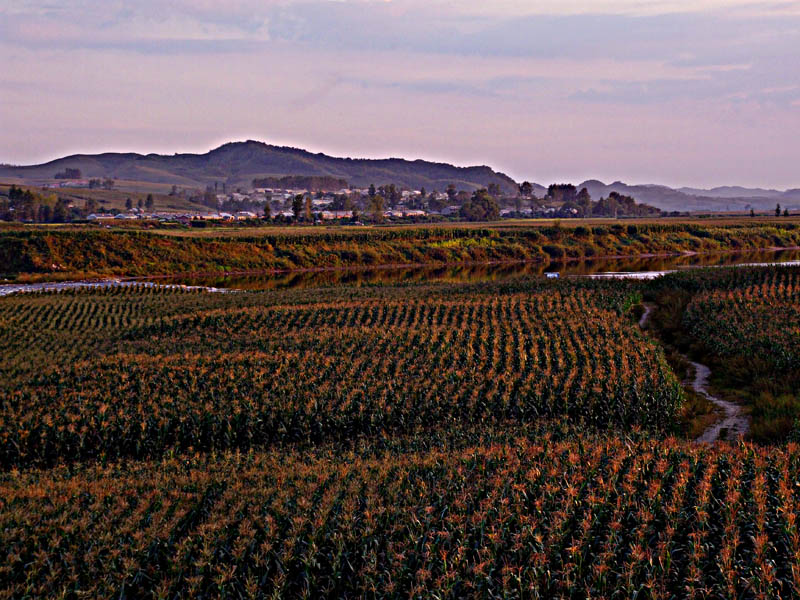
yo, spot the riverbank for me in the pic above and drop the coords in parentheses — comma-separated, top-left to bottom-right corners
(0, 278, 238, 297)
(5, 248, 800, 295)
(4, 221, 800, 281)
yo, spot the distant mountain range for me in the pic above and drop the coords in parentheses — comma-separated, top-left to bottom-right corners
(575, 180, 800, 213)
(1, 140, 798, 212)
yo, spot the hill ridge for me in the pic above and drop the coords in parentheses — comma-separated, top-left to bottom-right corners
(2, 141, 799, 212)
(0, 140, 518, 194)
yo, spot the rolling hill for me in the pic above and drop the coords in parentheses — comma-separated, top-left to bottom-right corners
(2, 141, 798, 213)
(0, 141, 519, 194)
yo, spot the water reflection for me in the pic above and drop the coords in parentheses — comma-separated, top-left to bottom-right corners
(137, 248, 800, 290)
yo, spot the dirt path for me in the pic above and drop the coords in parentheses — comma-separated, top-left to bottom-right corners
(638, 302, 749, 443)
(638, 303, 655, 328)
(690, 361, 749, 443)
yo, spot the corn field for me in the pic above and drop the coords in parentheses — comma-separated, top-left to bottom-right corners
(684, 269, 800, 372)
(2, 269, 799, 598)
(0, 281, 680, 468)
(2, 436, 800, 598)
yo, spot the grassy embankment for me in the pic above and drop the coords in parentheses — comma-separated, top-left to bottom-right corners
(4, 220, 800, 281)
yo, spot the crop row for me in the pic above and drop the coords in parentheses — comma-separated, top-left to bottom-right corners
(0, 287, 680, 468)
(2, 436, 799, 598)
(678, 269, 800, 441)
(683, 270, 800, 371)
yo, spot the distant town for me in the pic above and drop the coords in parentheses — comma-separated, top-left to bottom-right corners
(3, 141, 797, 224)
(1, 171, 676, 225)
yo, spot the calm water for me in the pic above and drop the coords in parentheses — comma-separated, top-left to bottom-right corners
(3, 249, 800, 296)
(137, 248, 800, 289)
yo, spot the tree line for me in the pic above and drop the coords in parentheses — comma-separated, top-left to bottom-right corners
(252, 176, 348, 191)
(0, 186, 74, 223)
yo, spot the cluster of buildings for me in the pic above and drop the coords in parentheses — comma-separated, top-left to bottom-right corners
(39, 177, 479, 222)
(87, 210, 260, 222)
(79, 183, 535, 224)
(222, 186, 438, 221)
(45, 180, 92, 189)
(499, 207, 563, 217)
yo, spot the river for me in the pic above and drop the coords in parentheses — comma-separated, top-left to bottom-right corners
(2, 248, 800, 296)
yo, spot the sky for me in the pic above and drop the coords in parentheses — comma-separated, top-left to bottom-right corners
(1, 0, 799, 188)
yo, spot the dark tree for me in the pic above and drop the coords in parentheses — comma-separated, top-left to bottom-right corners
(368, 184, 376, 198)
(776, 203, 782, 217)
(369, 195, 385, 222)
(37, 204, 52, 222)
(54, 168, 82, 179)
(459, 189, 500, 222)
(145, 194, 155, 210)
(378, 184, 401, 208)
(428, 193, 447, 212)
(391, 186, 402, 205)
(547, 184, 577, 204)
(331, 195, 354, 211)
(125, 198, 133, 211)
(52, 199, 68, 223)
(519, 181, 534, 197)
(292, 194, 304, 220)
(252, 176, 347, 192)
(576, 188, 593, 216)
(202, 189, 217, 208)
